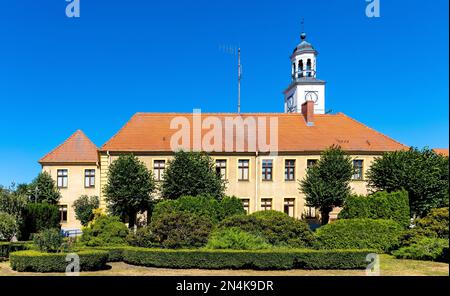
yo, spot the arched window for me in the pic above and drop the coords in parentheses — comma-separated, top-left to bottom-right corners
(306, 59, 312, 77)
(298, 60, 304, 78)
(292, 62, 296, 79)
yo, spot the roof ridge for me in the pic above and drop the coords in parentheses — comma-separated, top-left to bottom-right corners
(337, 113, 409, 149)
(39, 130, 98, 164)
(39, 130, 81, 163)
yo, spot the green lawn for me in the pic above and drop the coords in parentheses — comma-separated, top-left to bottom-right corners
(0, 255, 447, 276)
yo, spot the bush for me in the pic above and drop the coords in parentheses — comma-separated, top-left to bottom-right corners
(339, 190, 410, 227)
(73, 195, 100, 226)
(393, 237, 449, 262)
(80, 215, 129, 247)
(399, 207, 449, 247)
(415, 207, 449, 239)
(206, 227, 271, 250)
(150, 211, 213, 249)
(152, 195, 244, 225)
(218, 196, 246, 221)
(10, 250, 108, 272)
(126, 226, 154, 248)
(219, 211, 316, 248)
(20, 203, 60, 240)
(33, 228, 63, 253)
(316, 219, 403, 252)
(88, 246, 128, 262)
(0, 241, 31, 258)
(123, 247, 373, 270)
(0, 212, 19, 241)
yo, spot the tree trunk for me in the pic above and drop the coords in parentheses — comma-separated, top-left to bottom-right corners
(321, 209, 331, 225)
(128, 210, 136, 229)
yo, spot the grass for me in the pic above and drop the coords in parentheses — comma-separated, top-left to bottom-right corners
(0, 255, 447, 276)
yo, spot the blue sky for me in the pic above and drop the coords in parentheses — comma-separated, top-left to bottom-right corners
(0, 0, 448, 186)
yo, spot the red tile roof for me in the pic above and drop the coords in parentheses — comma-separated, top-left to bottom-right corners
(433, 148, 449, 157)
(100, 113, 408, 153)
(39, 130, 98, 164)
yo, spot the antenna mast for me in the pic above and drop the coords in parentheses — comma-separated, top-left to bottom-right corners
(238, 47, 241, 114)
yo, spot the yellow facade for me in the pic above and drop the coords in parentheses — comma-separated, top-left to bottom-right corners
(43, 152, 377, 229)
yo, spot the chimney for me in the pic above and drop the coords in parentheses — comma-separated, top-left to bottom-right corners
(301, 100, 315, 126)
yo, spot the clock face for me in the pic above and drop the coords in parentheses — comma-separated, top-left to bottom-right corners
(286, 95, 296, 113)
(305, 91, 319, 103)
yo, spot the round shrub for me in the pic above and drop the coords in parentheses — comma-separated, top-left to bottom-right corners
(393, 237, 449, 262)
(0, 212, 19, 241)
(73, 195, 100, 226)
(316, 218, 403, 252)
(219, 211, 316, 248)
(150, 211, 213, 249)
(126, 226, 154, 248)
(415, 207, 449, 239)
(80, 215, 129, 247)
(206, 227, 271, 250)
(33, 228, 63, 252)
(10, 250, 108, 272)
(218, 196, 246, 221)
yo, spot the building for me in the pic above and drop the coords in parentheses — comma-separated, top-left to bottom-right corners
(39, 32, 407, 230)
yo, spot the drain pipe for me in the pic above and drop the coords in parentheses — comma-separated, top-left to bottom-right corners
(255, 151, 259, 213)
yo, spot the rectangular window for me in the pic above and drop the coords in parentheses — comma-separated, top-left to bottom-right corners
(59, 205, 68, 223)
(304, 205, 316, 218)
(215, 160, 227, 180)
(352, 160, 364, 180)
(153, 160, 166, 181)
(306, 159, 318, 169)
(57, 169, 68, 188)
(84, 169, 95, 188)
(262, 160, 273, 181)
(285, 160, 296, 181)
(238, 160, 249, 181)
(241, 198, 250, 214)
(261, 198, 272, 211)
(284, 198, 295, 218)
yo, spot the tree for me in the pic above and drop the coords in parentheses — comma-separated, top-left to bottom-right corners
(367, 148, 449, 217)
(0, 186, 28, 222)
(0, 212, 19, 241)
(161, 151, 227, 200)
(299, 146, 354, 225)
(29, 172, 61, 204)
(73, 195, 100, 226)
(104, 154, 156, 228)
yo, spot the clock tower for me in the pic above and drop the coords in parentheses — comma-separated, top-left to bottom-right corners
(284, 32, 326, 114)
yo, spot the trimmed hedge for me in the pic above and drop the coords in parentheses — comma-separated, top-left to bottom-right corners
(316, 219, 403, 252)
(89, 246, 128, 262)
(0, 241, 31, 258)
(122, 247, 373, 270)
(10, 250, 108, 272)
(339, 190, 410, 227)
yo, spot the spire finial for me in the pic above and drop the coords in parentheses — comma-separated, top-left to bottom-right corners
(300, 18, 306, 40)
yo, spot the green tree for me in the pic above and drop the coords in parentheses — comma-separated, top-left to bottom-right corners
(300, 146, 354, 225)
(29, 172, 61, 204)
(367, 148, 449, 217)
(104, 154, 156, 228)
(73, 195, 100, 226)
(0, 186, 28, 223)
(161, 151, 227, 200)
